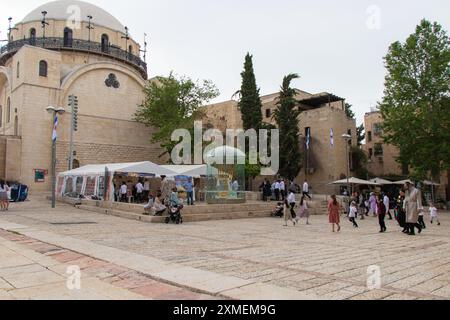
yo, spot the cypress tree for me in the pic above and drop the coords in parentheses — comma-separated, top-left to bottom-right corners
(238, 53, 263, 130)
(273, 74, 302, 180)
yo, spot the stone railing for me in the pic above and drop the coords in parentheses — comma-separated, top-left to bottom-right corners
(0, 37, 147, 79)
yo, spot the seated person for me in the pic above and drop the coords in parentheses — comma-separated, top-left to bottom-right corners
(143, 193, 155, 215)
(169, 187, 181, 207)
(152, 192, 167, 216)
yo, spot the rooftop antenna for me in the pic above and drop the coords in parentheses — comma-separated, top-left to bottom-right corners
(41, 11, 49, 47)
(140, 33, 148, 62)
(8, 17, 18, 44)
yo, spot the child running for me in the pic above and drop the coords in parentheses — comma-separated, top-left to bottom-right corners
(429, 203, 441, 226)
(348, 201, 359, 228)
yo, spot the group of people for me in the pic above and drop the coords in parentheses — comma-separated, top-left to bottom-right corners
(275, 189, 311, 227)
(142, 176, 189, 216)
(0, 180, 10, 211)
(115, 176, 196, 207)
(260, 179, 312, 202)
(325, 182, 441, 235)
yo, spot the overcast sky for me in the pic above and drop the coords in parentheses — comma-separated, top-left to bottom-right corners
(1, 0, 449, 125)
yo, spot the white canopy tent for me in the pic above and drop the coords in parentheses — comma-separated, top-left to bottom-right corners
(330, 177, 379, 186)
(59, 161, 176, 177)
(392, 179, 414, 185)
(370, 178, 393, 185)
(57, 161, 177, 201)
(160, 165, 208, 178)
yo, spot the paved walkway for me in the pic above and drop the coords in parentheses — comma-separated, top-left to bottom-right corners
(1, 195, 450, 300)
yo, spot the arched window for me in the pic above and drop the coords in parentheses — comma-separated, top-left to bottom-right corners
(39, 60, 48, 77)
(101, 34, 109, 53)
(6, 98, 11, 124)
(29, 28, 36, 45)
(63, 27, 73, 47)
(17, 62, 20, 78)
(0, 105, 2, 128)
(128, 45, 133, 55)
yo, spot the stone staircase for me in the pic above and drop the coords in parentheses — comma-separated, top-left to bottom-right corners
(59, 197, 329, 224)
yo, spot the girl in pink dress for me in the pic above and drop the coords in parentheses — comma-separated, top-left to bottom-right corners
(328, 195, 341, 232)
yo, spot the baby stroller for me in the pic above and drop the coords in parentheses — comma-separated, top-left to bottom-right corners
(165, 204, 184, 224)
(271, 202, 284, 218)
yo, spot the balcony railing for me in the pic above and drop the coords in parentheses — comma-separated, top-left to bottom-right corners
(0, 37, 147, 79)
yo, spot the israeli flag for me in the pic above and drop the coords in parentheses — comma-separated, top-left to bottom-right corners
(306, 128, 311, 150)
(330, 128, 334, 147)
(52, 116, 58, 142)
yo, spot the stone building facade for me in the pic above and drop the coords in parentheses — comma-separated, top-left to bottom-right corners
(0, 0, 162, 192)
(204, 90, 358, 194)
(362, 111, 404, 177)
(362, 110, 449, 202)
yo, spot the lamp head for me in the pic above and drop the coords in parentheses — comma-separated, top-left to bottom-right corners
(46, 106, 56, 114)
(341, 134, 351, 140)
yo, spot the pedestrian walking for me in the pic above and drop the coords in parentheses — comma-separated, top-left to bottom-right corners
(396, 190, 408, 233)
(280, 180, 286, 201)
(298, 196, 310, 225)
(328, 195, 341, 233)
(283, 198, 296, 227)
(185, 178, 195, 206)
(429, 202, 441, 226)
(404, 182, 423, 236)
(348, 201, 359, 228)
(377, 195, 387, 233)
(383, 193, 393, 220)
(302, 180, 312, 200)
(369, 192, 377, 217)
(119, 182, 127, 202)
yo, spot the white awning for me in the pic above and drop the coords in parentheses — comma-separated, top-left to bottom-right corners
(160, 165, 208, 178)
(58, 161, 176, 177)
(370, 178, 393, 185)
(329, 177, 379, 186)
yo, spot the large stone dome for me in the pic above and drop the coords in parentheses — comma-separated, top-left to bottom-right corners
(21, 0, 126, 33)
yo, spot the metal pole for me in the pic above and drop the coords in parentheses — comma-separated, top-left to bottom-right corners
(51, 116, 56, 208)
(68, 96, 74, 170)
(346, 141, 350, 195)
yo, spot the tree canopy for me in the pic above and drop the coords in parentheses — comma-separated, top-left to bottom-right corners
(135, 73, 219, 159)
(273, 74, 303, 180)
(379, 19, 450, 179)
(237, 53, 263, 130)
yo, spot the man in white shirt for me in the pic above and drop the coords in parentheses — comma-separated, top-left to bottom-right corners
(120, 182, 127, 202)
(302, 180, 312, 200)
(274, 180, 281, 201)
(280, 180, 286, 201)
(287, 191, 297, 224)
(383, 193, 393, 220)
(143, 179, 150, 201)
(136, 181, 144, 203)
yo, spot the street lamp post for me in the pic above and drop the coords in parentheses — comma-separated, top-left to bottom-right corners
(46, 106, 65, 208)
(342, 134, 352, 195)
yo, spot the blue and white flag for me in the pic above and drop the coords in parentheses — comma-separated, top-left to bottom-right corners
(306, 128, 311, 150)
(52, 116, 58, 141)
(330, 128, 334, 147)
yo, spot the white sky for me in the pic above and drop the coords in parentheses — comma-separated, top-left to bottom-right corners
(1, 0, 449, 125)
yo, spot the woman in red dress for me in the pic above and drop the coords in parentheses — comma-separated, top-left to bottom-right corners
(328, 195, 341, 232)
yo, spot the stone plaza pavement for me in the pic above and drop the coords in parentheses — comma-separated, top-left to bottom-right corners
(1, 195, 450, 300)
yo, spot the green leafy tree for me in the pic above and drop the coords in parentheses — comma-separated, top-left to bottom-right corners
(351, 146, 368, 179)
(379, 19, 450, 179)
(135, 73, 219, 160)
(273, 74, 302, 180)
(237, 53, 263, 130)
(356, 124, 365, 146)
(345, 103, 356, 119)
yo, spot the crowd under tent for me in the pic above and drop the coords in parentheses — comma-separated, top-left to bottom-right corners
(57, 161, 176, 201)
